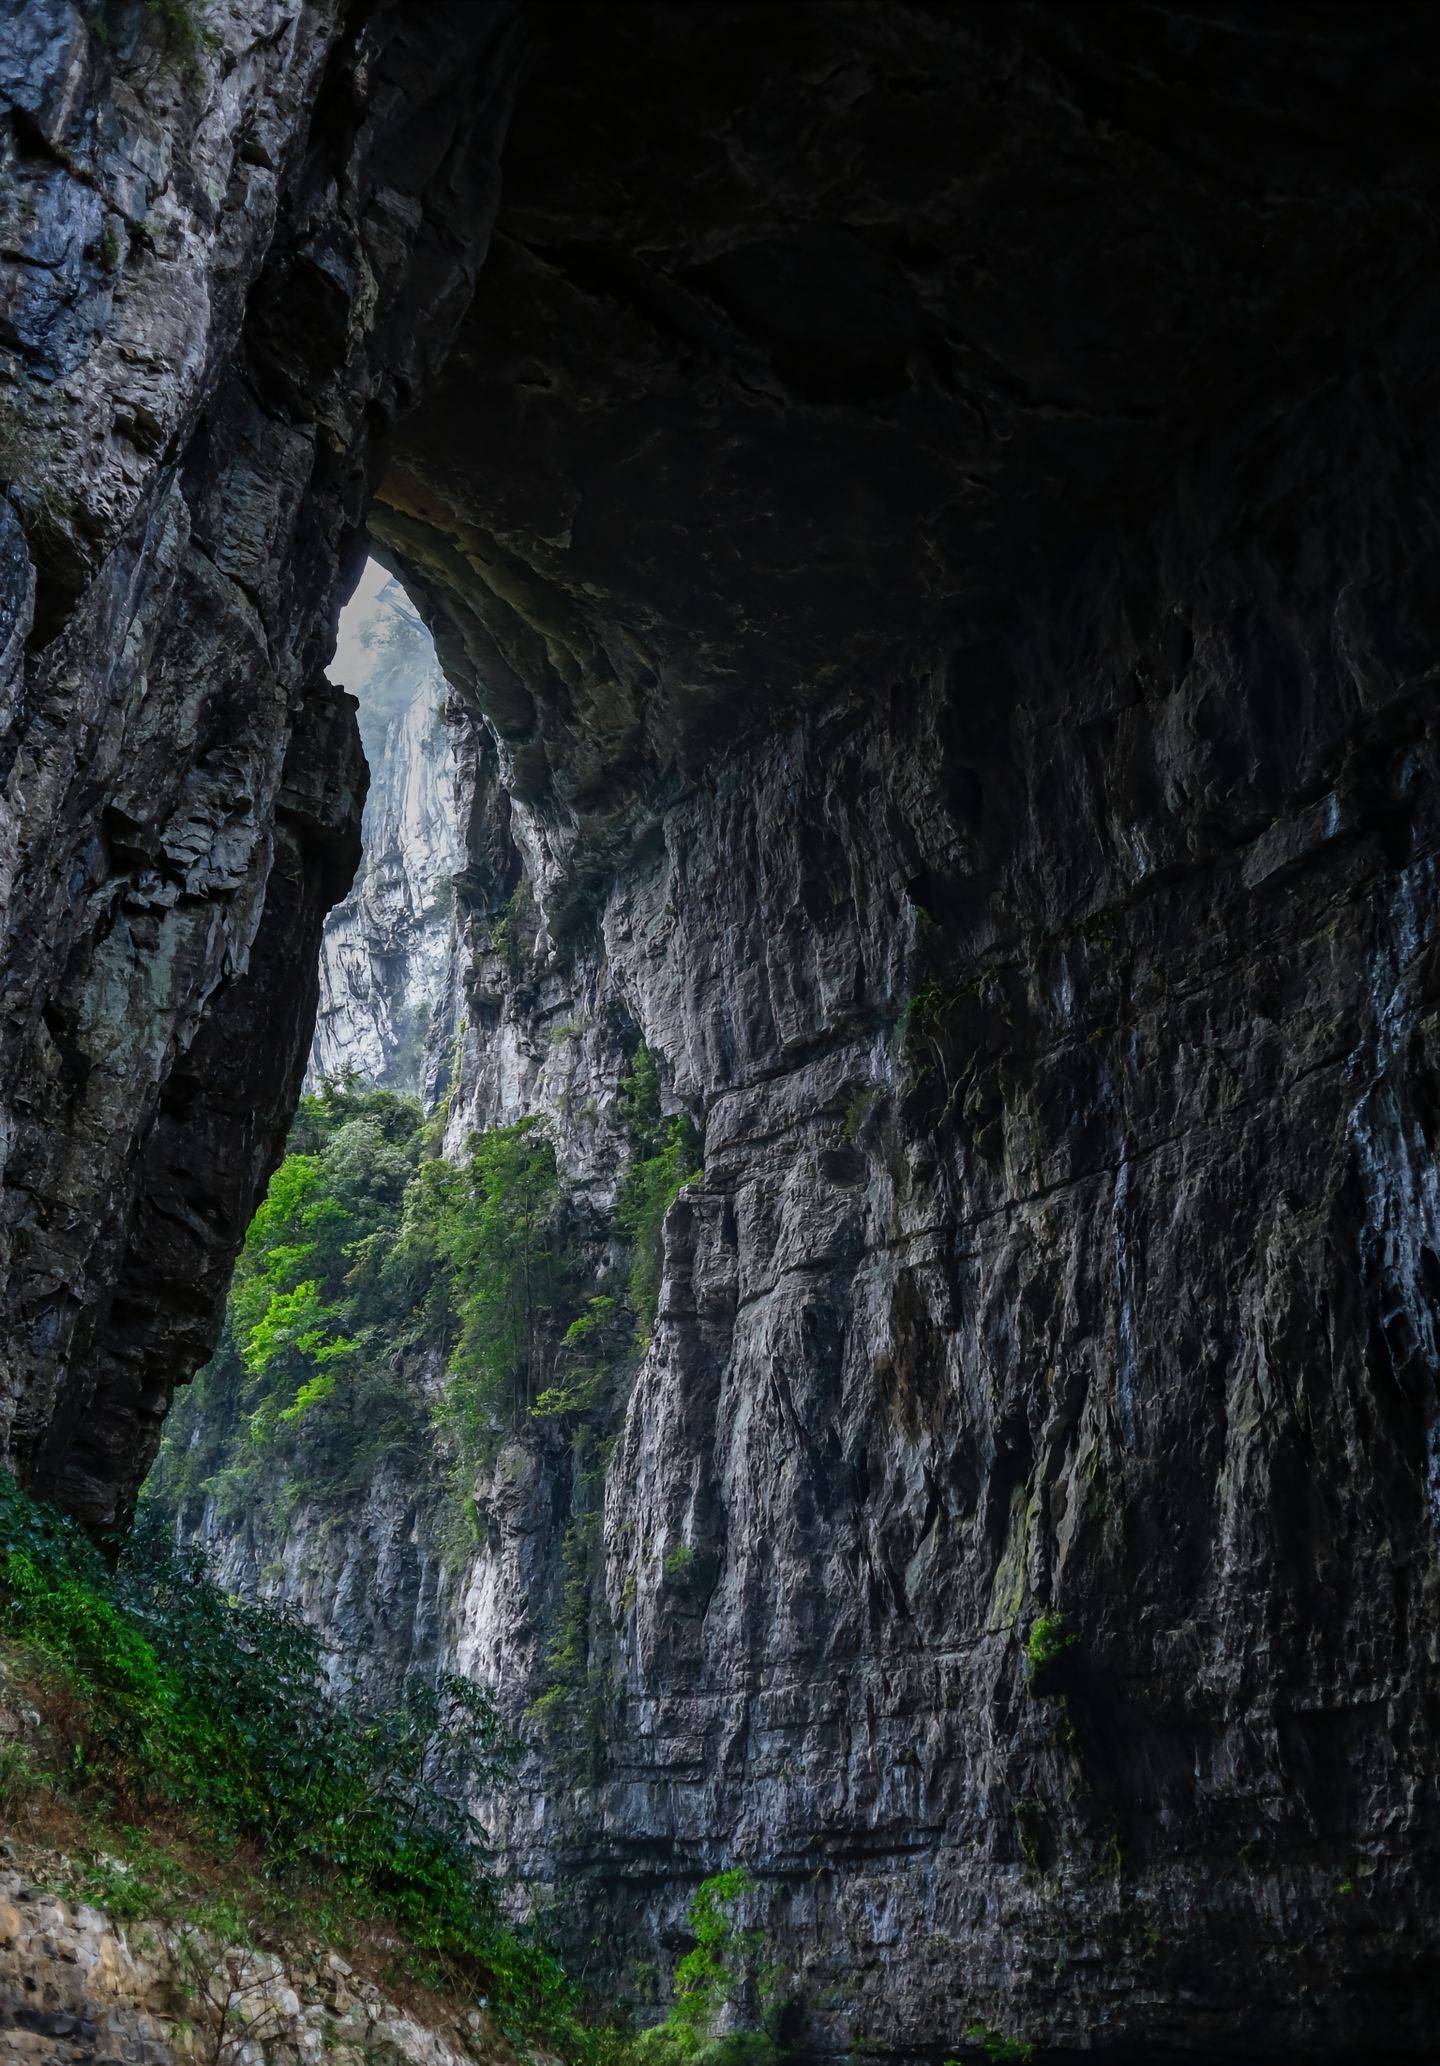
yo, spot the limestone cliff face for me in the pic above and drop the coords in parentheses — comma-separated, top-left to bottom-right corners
(307, 573, 462, 1098)
(0, 0, 520, 1530)
(7, 5, 1440, 2061)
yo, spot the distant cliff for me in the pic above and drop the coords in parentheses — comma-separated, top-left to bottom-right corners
(307, 570, 461, 1101)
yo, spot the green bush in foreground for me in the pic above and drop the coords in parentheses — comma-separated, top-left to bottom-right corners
(0, 1470, 605, 2057)
(1, 1474, 785, 2065)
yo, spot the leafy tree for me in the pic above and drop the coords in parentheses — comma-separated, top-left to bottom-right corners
(146, 1088, 439, 1526)
(149, 1052, 705, 1574)
(433, 1118, 575, 1458)
(532, 1294, 630, 1421)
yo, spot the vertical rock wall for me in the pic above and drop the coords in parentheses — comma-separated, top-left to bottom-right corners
(183, 11, 1440, 2055)
(307, 568, 462, 1097)
(0, 0, 521, 1530)
(4, 5, 1440, 2059)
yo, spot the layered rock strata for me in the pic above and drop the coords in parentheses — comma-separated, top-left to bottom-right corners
(5, 4, 1440, 2059)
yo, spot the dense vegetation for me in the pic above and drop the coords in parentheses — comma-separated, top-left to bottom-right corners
(96, 1055, 782, 2048)
(0, 1471, 789, 2060)
(146, 1081, 438, 1530)
(616, 1046, 702, 1337)
(147, 1056, 700, 1541)
(0, 1470, 601, 2051)
(2, 1062, 1021, 2061)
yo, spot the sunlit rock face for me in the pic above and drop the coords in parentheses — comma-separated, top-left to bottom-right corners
(307, 562, 462, 1099)
(6, 3, 1440, 2059)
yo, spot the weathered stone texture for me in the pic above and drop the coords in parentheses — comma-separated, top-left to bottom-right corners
(307, 593, 462, 1097)
(0, 1854, 501, 2063)
(0, 0, 520, 1530)
(7, 3, 1440, 2058)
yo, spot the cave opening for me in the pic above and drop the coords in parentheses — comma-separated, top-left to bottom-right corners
(3, 1, 1440, 2057)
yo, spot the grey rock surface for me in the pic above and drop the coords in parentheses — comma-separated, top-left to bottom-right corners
(0, 0, 521, 1530)
(306, 568, 462, 1097)
(6, 4, 1440, 2059)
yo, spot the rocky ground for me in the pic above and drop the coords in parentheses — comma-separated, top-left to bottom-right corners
(0, 1860, 495, 2066)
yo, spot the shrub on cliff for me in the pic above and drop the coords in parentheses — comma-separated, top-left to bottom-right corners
(617, 1045, 702, 1337)
(146, 1082, 440, 1525)
(149, 1048, 707, 1535)
(634, 1868, 784, 2066)
(430, 1114, 578, 1451)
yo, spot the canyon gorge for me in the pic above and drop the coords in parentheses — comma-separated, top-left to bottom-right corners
(3, 1, 1440, 2059)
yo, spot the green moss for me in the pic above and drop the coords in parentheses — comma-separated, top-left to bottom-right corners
(527, 1505, 605, 1777)
(617, 1045, 701, 1338)
(1011, 1798, 1047, 1871)
(841, 1087, 879, 1142)
(955, 2024, 1035, 2064)
(1025, 1612, 1076, 1693)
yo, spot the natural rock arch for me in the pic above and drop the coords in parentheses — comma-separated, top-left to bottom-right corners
(3, 2, 1439, 2055)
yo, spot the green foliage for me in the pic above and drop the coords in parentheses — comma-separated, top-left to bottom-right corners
(635, 1870, 781, 2066)
(662, 1545, 696, 1582)
(527, 1507, 603, 1762)
(486, 880, 535, 980)
(1011, 1798, 1047, 1871)
(1025, 1612, 1076, 1693)
(956, 2024, 1035, 2064)
(617, 1047, 701, 1338)
(149, 1062, 684, 1539)
(532, 1295, 629, 1420)
(146, 1085, 439, 1528)
(431, 1117, 577, 1463)
(901, 974, 960, 1042)
(146, 1052, 710, 1803)
(841, 1088, 878, 1143)
(0, 1471, 626, 2057)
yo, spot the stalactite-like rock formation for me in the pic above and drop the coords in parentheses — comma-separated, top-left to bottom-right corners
(5, 3, 1440, 2057)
